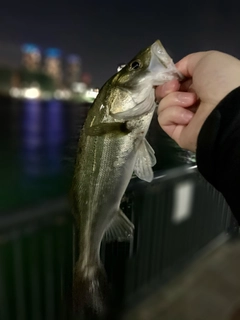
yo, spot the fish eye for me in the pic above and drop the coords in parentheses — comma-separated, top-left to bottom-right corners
(129, 60, 142, 70)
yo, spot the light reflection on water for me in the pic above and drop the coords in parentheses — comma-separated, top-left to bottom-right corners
(21, 100, 43, 176)
(0, 97, 90, 211)
(21, 99, 65, 177)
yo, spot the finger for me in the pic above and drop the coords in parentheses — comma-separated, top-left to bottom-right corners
(158, 106, 193, 128)
(179, 101, 212, 151)
(157, 91, 197, 113)
(158, 106, 194, 141)
(176, 52, 209, 78)
(155, 79, 180, 100)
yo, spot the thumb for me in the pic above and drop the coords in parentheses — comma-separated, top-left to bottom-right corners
(176, 52, 209, 78)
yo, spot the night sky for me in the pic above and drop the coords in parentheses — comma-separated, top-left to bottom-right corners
(0, 0, 239, 86)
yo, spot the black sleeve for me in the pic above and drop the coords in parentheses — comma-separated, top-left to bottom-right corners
(196, 87, 240, 225)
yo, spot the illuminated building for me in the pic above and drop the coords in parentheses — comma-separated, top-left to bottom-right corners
(44, 48, 62, 87)
(66, 54, 81, 87)
(21, 44, 41, 72)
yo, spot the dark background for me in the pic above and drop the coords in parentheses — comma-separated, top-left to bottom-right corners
(0, 0, 239, 86)
(0, 2, 237, 319)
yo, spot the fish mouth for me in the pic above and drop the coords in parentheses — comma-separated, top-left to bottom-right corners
(149, 40, 184, 82)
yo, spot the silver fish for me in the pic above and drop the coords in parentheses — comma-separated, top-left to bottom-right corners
(71, 40, 182, 316)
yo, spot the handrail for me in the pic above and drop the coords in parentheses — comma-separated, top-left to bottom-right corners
(127, 164, 197, 190)
(0, 198, 69, 231)
(0, 165, 198, 230)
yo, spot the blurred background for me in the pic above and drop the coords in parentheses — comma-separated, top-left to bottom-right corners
(1, 1, 240, 319)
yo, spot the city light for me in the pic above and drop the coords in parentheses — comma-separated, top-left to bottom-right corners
(72, 82, 87, 93)
(85, 88, 99, 99)
(45, 48, 61, 58)
(44, 48, 62, 86)
(23, 87, 40, 99)
(22, 43, 41, 72)
(10, 87, 41, 99)
(21, 44, 39, 54)
(54, 89, 71, 100)
(1, 43, 97, 102)
(66, 54, 81, 87)
(9, 87, 22, 98)
(67, 54, 81, 64)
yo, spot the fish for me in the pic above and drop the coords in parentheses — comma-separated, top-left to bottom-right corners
(71, 39, 182, 317)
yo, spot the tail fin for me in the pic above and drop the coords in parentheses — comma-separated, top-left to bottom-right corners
(72, 263, 109, 319)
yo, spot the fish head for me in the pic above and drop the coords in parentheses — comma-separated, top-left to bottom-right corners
(108, 40, 183, 120)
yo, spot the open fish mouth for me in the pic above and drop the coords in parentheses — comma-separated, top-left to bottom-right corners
(110, 40, 184, 120)
(149, 40, 184, 84)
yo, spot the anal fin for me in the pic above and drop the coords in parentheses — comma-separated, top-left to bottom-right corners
(103, 210, 134, 242)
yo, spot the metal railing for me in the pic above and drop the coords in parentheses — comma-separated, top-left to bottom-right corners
(0, 166, 234, 319)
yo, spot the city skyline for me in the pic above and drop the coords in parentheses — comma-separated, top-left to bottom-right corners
(0, 0, 239, 86)
(0, 41, 81, 68)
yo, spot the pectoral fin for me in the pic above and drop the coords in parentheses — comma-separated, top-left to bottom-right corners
(134, 139, 156, 182)
(103, 210, 134, 242)
(85, 122, 130, 136)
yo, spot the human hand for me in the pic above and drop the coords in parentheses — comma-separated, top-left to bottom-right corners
(156, 51, 240, 152)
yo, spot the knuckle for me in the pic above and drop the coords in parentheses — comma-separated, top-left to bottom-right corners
(172, 106, 181, 118)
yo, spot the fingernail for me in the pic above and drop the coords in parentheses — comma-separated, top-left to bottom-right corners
(160, 83, 169, 94)
(177, 93, 194, 103)
(162, 80, 179, 95)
